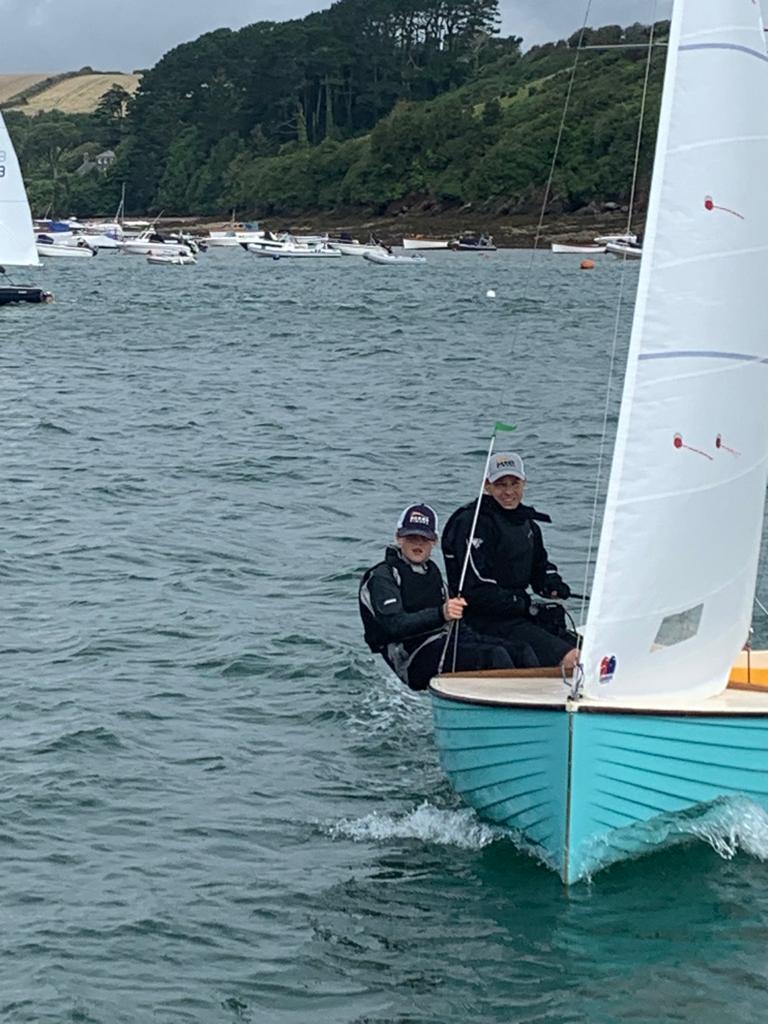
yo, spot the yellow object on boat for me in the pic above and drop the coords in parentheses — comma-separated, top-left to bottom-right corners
(728, 649, 768, 690)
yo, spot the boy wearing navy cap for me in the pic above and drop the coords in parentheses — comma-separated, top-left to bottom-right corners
(359, 503, 526, 690)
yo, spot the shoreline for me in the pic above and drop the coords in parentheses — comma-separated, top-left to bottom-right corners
(160, 209, 642, 248)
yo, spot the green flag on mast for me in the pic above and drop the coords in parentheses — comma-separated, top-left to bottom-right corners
(494, 421, 517, 433)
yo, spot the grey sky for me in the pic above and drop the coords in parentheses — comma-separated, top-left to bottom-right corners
(1, 0, 736, 75)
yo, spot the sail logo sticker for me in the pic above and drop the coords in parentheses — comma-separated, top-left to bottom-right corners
(599, 655, 617, 685)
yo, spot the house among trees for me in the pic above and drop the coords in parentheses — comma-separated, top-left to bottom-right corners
(76, 149, 115, 175)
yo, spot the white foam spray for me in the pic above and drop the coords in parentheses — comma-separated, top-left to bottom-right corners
(328, 801, 503, 850)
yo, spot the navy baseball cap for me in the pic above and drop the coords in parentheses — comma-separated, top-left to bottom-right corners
(396, 503, 438, 540)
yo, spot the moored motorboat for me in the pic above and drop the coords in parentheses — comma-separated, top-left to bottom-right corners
(449, 233, 497, 252)
(551, 242, 606, 254)
(0, 280, 52, 305)
(34, 219, 121, 250)
(146, 254, 196, 266)
(363, 250, 426, 265)
(208, 221, 264, 247)
(402, 236, 449, 250)
(248, 241, 341, 259)
(207, 232, 242, 248)
(605, 239, 642, 259)
(327, 238, 387, 257)
(430, 0, 768, 883)
(594, 232, 638, 245)
(36, 236, 97, 258)
(122, 229, 193, 257)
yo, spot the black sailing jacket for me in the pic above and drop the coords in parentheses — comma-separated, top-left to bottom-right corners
(359, 546, 447, 653)
(441, 496, 568, 628)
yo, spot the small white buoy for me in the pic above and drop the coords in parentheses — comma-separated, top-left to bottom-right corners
(486, 288, 496, 298)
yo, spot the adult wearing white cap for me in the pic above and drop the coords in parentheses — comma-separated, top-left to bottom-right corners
(359, 502, 528, 690)
(442, 453, 579, 671)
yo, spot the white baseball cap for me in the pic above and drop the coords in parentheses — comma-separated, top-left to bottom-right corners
(487, 452, 526, 483)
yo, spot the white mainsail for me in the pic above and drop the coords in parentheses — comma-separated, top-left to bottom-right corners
(581, 0, 768, 701)
(0, 111, 39, 267)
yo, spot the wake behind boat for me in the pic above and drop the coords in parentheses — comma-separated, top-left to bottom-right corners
(430, 0, 768, 883)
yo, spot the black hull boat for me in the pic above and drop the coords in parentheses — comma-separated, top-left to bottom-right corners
(0, 285, 53, 306)
(449, 234, 497, 252)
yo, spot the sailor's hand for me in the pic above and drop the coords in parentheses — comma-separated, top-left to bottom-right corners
(560, 648, 580, 672)
(443, 597, 466, 621)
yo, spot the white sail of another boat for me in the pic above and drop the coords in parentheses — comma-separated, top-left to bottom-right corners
(0, 111, 39, 267)
(581, 0, 768, 701)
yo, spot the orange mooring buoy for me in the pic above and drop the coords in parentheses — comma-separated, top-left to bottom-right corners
(580, 259, 595, 270)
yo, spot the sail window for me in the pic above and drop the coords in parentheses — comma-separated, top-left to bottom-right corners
(653, 604, 703, 649)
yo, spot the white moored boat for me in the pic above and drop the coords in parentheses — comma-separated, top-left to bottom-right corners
(327, 238, 387, 257)
(81, 220, 124, 249)
(551, 243, 606, 254)
(363, 250, 426, 265)
(594, 232, 638, 245)
(122, 230, 193, 257)
(146, 254, 196, 266)
(402, 236, 449, 250)
(552, 232, 640, 255)
(430, 0, 768, 884)
(248, 241, 341, 259)
(36, 236, 96, 258)
(0, 112, 53, 305)
(605, 239, 643, 259)
(208, 222, 265, 247)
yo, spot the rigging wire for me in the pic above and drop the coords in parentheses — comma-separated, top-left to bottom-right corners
(489, 0, 594, 406)
(578, 1, 659, 636)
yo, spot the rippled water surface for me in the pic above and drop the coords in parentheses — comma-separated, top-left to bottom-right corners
(3, 249, 768, 1023)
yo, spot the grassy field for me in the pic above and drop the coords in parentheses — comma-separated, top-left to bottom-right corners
(0, 74, 52, 104)
(0, 73, 141, 114)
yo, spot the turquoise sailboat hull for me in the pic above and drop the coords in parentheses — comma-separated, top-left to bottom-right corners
(431, 682, 768, 883)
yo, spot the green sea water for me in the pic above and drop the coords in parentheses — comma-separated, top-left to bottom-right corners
(2, 248, 768, 1024)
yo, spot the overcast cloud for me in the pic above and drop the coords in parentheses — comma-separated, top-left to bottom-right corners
(2, 0, 741, 75)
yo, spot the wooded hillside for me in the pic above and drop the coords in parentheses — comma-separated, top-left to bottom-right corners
(5, 0, 668, 222)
